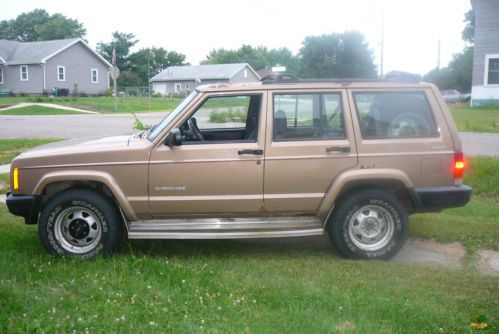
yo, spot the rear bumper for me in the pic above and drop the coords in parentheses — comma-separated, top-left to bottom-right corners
(6, 192, 41, 224)
(410, 185, 472, 213)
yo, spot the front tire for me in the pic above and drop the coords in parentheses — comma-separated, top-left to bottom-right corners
(327, 189, 408, 260)
(39, 188, 123, 258)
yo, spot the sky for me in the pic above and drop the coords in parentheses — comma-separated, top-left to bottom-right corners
(1, 0, 472, 75)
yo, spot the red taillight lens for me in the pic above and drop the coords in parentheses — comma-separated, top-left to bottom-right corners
(454, 152, 464, 179)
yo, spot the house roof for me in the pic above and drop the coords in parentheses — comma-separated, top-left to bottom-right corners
(0, 38, 111, 67)
(151, 63, 256, 82)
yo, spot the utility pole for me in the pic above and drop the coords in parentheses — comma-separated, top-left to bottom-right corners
(380, 10, 385, 77)
(437, 39, 441, 69)
(148, 50, 151, 111)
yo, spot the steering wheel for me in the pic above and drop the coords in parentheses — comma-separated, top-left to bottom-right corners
(387, 112, 431, 138)
(187, 118, 204, 141)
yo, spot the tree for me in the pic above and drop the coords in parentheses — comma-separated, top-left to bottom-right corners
(129, 47, 188, 85)
(97, 32, 139, 71)
(299, 31, 376, 78)
(202, 45, 300, 74)
(423, 47, 473, 92)
(0, 9, 85, 41)
(423, 9, 474, 92)
(462, 9, 475, 44)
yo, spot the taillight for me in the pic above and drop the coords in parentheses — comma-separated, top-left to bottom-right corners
(454, 152, 464, 179)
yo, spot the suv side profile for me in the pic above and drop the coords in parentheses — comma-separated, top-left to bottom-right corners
(6, 79, 471, 260)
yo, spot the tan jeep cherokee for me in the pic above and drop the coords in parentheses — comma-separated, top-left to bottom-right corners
(6, 79, 471, 259)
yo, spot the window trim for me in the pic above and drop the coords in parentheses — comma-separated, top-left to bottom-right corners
(484, 54, 499, 86)
(20, 65, 28, 81)
(272, 92, 346, 142)
(175, 83, 182, 93)
(91, 68, 98, 83)
(0, 66, 3, 84)
(352, 90, 440, 140)
(180, 93, 263, 145)
(57, 65, 65, 82)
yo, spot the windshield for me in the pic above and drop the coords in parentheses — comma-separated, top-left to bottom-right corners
(147, 91, 199, 141)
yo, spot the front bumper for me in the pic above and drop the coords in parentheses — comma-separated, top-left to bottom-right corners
(6, 192, 42, 224)
(410, 185, 472, 213)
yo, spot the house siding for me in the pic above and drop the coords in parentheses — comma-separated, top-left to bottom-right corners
(0, 64, 44, 94)
(229, 66, 260, 83)
(471, 0, 499, 106)
(152, 79, 229, 95)
(46, 42, 109, 95)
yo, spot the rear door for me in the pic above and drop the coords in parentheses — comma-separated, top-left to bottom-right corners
(263, 89, 358, 213)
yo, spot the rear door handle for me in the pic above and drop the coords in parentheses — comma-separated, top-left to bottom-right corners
(326, 146, 351, 153)
(238, 149, 264, 155)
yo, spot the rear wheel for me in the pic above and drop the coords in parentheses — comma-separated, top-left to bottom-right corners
(327, 189, 408, 260)
(39, 188, 123, 258)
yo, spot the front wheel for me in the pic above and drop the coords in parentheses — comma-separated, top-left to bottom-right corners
(39, 188, 123, 258)
(327, 189, 408, 260)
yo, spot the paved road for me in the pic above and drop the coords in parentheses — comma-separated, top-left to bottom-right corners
(0, 114, 497, 156)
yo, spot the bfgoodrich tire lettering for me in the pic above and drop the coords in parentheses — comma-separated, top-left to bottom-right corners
(39, 188, 123, 258)
(328, 189, 408, 260)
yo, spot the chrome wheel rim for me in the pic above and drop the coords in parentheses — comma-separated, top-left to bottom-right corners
(54, 206, 102, 253)
(348, 205, 395, 251)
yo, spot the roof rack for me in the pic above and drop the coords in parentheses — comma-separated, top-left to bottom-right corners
(261, 74, 420, 84)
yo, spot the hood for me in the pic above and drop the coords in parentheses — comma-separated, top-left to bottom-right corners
(13, 135, 143, 168)
(22, 135, 131, 157)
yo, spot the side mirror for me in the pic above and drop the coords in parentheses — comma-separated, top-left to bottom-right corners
(166, 128, 182, 147)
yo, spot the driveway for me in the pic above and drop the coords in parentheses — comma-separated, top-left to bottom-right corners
(0, 113, 497, 156)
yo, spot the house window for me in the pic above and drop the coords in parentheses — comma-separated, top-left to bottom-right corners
(244, 69, 248, 78)
(91, 68, 98, 83)
(486, 55, 499, 85)
(20, 65, 28, 81)
(57, 66, 65, 81)
(185, 83, 191, 90)
(175, 83, 182, 92)
(0, 66, 3, 84)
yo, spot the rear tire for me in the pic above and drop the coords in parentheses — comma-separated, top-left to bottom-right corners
(39, 188, 123, 259)
(327, 189, 408, 260)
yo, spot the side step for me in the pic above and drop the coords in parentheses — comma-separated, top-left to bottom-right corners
(127, 216, 324, 239)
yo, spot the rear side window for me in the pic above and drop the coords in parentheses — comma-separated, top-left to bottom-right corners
(273, 93, 345, 141)
(353, 92, 439, 139)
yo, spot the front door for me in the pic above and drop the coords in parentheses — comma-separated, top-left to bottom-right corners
(148, 92, 266, 218)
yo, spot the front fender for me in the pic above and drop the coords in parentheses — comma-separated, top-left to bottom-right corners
(33, 170, 137, 221)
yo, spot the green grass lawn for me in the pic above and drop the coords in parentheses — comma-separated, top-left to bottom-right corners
(448, 103, 499, 133)
(0, 204, 497, 334)
(0, 105, 84, 115)
(0, 138, 62, 165)
(0, 173, 8, 193)
(0, 96, 183, 113)
(0, 156, 497, 332)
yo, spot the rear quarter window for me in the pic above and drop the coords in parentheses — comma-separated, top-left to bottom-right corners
(353, 91, 439, 139)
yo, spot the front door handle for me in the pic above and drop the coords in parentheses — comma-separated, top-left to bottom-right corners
(326, 146, 351, 153)
(238, 149, 264, 155)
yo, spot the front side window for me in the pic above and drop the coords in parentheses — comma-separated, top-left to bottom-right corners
(273, 93, 345, 141)
(0, 66, 3, 84)
(353, 92, 439, 139)
(180, 94, 262, 143)
(57, 66, 65, 81)
(20, 65, 28, 81)
(486, 56, 499, 85)
(91, 69, 98, 83)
